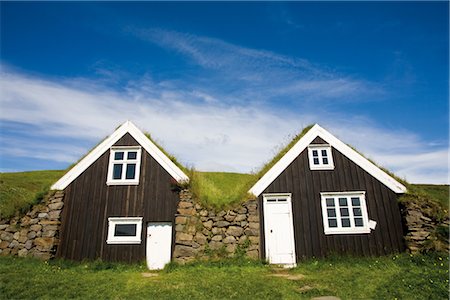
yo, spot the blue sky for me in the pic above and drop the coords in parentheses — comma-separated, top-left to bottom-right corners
(0, 2, 448, 183)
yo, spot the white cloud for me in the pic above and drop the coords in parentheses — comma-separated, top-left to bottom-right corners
(0, 68, 447, 184)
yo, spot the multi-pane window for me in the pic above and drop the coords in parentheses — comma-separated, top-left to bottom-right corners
(106, 217, 143, 244)
(107, 147, 141, 185)
(320, 192, 370, 234)
(308, 145, 334, 170)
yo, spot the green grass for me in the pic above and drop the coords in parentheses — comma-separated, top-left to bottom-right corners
(0, 170, 65, 219)
(411, 184, 449, 209)
(190, 171, 256, 209)
(0, 253, 448, 299)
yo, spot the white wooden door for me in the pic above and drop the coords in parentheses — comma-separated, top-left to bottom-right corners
(263, 194, 296, 266)
(146, 222, 172, 270)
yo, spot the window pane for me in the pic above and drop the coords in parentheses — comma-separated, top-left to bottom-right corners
(355, 218, 364, 227)
(339, 198, 348, 206)
(328, 219, 337, 228)
(351, 197, 360, 206)
(127, 151, 137, 160)
(327, 208, 336, 217)
(322, 157, 329, 165)
(312, 150, 318, 157)
(313, 158, 320, 165)
(114, 152, 124, 160)
(114, 224, 137, 237)
(126, 164, 136, 179)
(341, 218, 351, 227)
(321, 149, 328, 157)
(340, 208, 349, 217)
(267, 199, 276, 202)
(353, 207, 362, 216)
(326, 198, 335, 207)
(277, 199, 287, 202)
(113, 164, 122, 179)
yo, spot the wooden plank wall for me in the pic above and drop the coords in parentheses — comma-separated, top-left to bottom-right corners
(259, 137, 405, 261)
(57, 133, 179, 263)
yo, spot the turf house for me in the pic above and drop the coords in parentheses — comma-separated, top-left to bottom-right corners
(43, 121, 408, 268)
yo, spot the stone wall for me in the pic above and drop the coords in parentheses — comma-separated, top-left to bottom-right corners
(0, 191, 64, 260)
(401, 199, 449, 253)
(173, 190, 260, 263)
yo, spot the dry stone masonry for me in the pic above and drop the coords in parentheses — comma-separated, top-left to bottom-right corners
(173, 190, 260, 264)
(0, 191, 64, 260)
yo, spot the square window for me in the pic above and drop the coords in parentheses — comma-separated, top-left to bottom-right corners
(321, 192, 370, 235)
(114, 152, 124, 160)
(339, 198, 347, 206)
(308, 145, 334, 170)
(107, 147, 141, 185)
(113, 164, 123, 180)
(107, 217, 142, 244)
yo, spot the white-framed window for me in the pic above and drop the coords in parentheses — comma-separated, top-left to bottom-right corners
(106, 217, 143, 244)
(320, 192, 371, 234)
(308, 145, 334, 170)
(107, 147, 142, 185)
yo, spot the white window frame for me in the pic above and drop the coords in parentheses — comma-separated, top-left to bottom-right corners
(107, 146, 142, 185)
(320, 191, 371, 234)
(107, 217, 143, 244)
(308, 145, 334, 170)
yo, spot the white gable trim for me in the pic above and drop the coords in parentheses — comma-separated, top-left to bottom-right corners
(249, 124, 407, 196)
(51, 121, 189, 190)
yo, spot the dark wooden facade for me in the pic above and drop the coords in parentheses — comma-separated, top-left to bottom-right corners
(57, 133, 180, 263)
(259, 137, 405, 260)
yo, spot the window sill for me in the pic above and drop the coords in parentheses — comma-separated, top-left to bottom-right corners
(106, 180, 140, 186)
(106, 240, 141, 244)
(324, 228, 371, 235)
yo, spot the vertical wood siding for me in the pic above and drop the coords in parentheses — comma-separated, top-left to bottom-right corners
(259, 137, 405, 260)
(57, 133, 179, 263)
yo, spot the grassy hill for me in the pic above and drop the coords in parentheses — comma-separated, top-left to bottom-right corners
(0, 169, 448, 219)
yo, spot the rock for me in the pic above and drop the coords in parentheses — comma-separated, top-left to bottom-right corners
(43, 225, 58, 231)
(203, 220, 213, 230)
(20, 216, 31, 226)
(9, 240, 19, 248)
(212, 227, 221, 235)
(246, 249, 259, 259)
(30, 224, 42, 232)
(224, 214, 235, 222)
(18, 248, 28, 257)
(18, 235, 28, 243)
(0, 225, 8, 230)
(199, 210, 208, 217)
(248, 236, 259, 244)
(178, 208, 195, 216)
(0, 248, 11, 256)
(226, 244, 237, 253)
(175, 224, 185, 232)
(194, 232, 207, 245)
(226, 226, 244, 237)
(34, 237, 55, 251)
(42, 230, 56, 238)
(33, 252, 51, 260)
(13, 232, 20, 240)
(175, 216, 187, 225)
(48, 202, 64, 211)
(24, 240, 33, 250)
(176, 232, 194, 241)
(223, 236, 236, 244)
(244, 228, 259, 236)
(217, 211, 227, 217)
(39, 220, 60, 225)
(48, 210, 61, 219)
(240, 221, 248, 227)
(208, 241, 223, 250)
(211, 235, 222, 241)
(194, 203, 202, 210)
(248, 222, 260, 230)
(248, 215, 259, 222)
(38, 213, 48, 219)
(0, 241, 9, 249)
(238, 236, 248, 244)
(173, 245, 197, 257)
(1, 232, 14, 243)
(29, 219, 39, 225)
(237, 207, 247, 214)
(178, 201, 193, 209)
(234, 214, 247, 222)
(215, 221, 230, 228)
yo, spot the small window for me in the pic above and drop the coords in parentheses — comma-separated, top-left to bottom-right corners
(308, 145, 334, 170)
(107, 217, 143, 244)
(107, 147, 142, 185)
(320, 192, 370, 234)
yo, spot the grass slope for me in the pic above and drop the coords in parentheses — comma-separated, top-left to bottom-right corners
(0, 170, 64, 219)
(0, 254, 448, 299)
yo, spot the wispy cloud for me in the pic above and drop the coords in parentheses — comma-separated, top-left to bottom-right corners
(0, 66, 447, 183)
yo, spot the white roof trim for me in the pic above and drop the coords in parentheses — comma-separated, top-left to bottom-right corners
(249, 124, 407, 196)
(51, 121, 189, 190)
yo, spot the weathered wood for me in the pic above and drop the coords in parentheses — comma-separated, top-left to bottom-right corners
(259, 137, 405, 260)
(57, 134, 179, 263)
